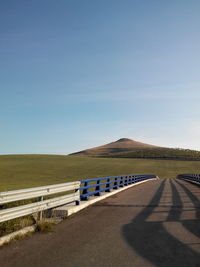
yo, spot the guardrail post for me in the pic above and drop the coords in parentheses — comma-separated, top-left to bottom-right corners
(119, 177, 124, 187)
(131, 176, 134, 184)
(75, 189, 80, 205)
(39, 196, 43, 220)
(125, 176, 128, 186)
(114, 177, 118, 189)
(126, 176, 129, 184)
(94, 179, 101, 196)
(105, 178, 111, 192)
(81, 181, 88, 200)
(128, 176, 130, 184)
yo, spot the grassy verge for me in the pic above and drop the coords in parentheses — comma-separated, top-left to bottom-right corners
(0, 216, 35, 237)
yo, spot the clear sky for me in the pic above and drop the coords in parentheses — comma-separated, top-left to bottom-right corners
(1, 0, 200, 154)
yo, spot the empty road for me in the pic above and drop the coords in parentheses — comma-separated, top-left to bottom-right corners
(1, 178, 200, 267)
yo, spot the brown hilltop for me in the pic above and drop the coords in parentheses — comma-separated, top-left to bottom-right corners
(70, 138, 160, 156)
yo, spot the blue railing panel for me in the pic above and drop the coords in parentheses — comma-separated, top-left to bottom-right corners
(80, 174, 156, 200)
(177, 174, 200, 185)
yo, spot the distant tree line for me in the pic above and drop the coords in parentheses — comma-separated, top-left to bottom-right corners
(105, 148, 200, 160)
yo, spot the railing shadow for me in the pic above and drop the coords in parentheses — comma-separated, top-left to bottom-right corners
(175, 179, 200, 240)
(122, 179, 200, 267)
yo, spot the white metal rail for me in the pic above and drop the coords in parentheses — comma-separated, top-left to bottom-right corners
(0, 181, 80, 204)
(0, 181, 80, 223)
(0, 192, 79, 223)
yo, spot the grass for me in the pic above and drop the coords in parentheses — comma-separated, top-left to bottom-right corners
(0, 216, 35, 237)
(36, 220, 54, 233)
(1, 154, 200, 191)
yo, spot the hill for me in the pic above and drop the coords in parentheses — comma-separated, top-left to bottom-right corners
(70, 138, 200, 160)
(70, 138, 161, 156)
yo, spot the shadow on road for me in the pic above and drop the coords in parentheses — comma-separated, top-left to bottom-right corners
(176, 179, 200, 240)
(122, 179, 200, 267)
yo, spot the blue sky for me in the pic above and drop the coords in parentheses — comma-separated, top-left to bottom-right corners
(1, 0, 200, 154)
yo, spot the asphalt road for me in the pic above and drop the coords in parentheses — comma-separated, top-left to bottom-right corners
(1, 178, 200, 267)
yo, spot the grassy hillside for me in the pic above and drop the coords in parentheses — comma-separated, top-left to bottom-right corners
(70, 138, 200, 160)
(70, 138, 160, 156)
(1, 155, 200, 191)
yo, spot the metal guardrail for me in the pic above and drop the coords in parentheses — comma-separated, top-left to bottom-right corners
(0, 181, 80, 205)
(0, 193, 79, 223)
(0, 174, 156, 223)
(0, 181, 80, 223)
(80, 174, 156, 200)
(177, 174, 200, 184)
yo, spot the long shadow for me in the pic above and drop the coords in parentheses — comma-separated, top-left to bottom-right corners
(122, 179, 200, 267)
(175, 179, 200, 240)
(166, 179, 182, 221)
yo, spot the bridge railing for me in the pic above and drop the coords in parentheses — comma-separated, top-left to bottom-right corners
(0, 174, 157, 223)
(177, 174, 200, 184)
(80, 174, 156, 200)
(0, 181, 80, 223)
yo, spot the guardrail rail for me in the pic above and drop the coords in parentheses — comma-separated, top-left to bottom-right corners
(0, 181, 80, 223)
(177, 174, 200, 185)
(80, 174, 156, 200)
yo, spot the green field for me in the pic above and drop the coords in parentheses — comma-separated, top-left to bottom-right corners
(1, 154, 200, 191)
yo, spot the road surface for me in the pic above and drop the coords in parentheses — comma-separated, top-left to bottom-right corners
(1, 178, 200, 267)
